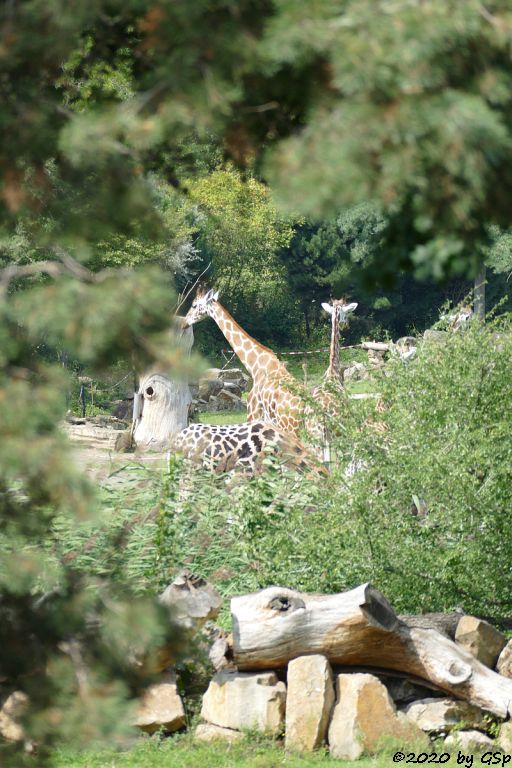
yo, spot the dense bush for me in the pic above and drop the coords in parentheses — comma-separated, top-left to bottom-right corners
(157, 314, 512, 619)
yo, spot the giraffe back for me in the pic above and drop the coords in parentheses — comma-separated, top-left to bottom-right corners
(171, 421, 326, 476)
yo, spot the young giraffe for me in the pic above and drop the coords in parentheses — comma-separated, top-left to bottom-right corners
(183, 287, 306, 436)
(317, 299, 357, 387)
(306, 299, 358, 460)
(171, 421, 326, 476)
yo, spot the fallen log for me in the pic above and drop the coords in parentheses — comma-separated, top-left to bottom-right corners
(360, 341, 390, 352)
(231, 584, 512, 718)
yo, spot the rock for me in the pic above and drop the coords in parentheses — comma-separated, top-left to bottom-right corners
(285, 655, 334, 752)
(455, 616, 507, 669)
(445, 730, 494, 752)
(367, 349, 386, 367)
(195, 723, 244, 742)
(497, 640, 512, 678)
(498, 721, 512, 753)
(198, 378, 223, 401)
(111, 397, 134, 421)
(203, 368, 222, 380)
(223, 381, 243, 398)
(343, 362, 367, 382)
(383, 677, 439, 705)
(423, 329, 448, 342)
(219, 368, 249, 386)
(0, 691, 29, 743)
(201, 671, 286, 735)
(403, 697, 486, 733)
(158, 571, 222, 633)
(134, 671, 186, 734)
(216, 389, 243, 407)
(328, 673, 425, 760)
(208, 628, 235, 672)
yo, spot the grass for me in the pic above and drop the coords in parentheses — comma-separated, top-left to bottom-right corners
(196, 410, 247, 425)
(51, 733, 401, 768)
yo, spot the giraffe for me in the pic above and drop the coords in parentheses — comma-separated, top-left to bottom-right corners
(183, 287, 306, 436)
(306, 299, 358, 461)
(171, 421, 326, 476)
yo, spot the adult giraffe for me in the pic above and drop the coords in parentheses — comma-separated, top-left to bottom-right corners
(183, 287, 305, 435)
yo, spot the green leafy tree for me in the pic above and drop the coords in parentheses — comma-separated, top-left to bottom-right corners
(257, 1, 512, 281)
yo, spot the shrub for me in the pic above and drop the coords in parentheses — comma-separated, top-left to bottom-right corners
(158, 314, 512, 620)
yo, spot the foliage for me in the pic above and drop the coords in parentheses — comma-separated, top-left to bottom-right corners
(260, 1, 512, 281)
(188, 167, 299, 348)
(0, 265, 198, 765)
(157, 314, 512, 619)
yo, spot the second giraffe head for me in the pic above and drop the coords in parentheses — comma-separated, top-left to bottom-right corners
(183, 287, 220, 327)
(321, 299, 358, 326)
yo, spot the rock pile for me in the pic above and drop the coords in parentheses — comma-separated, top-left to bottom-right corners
(195, 630, 512, 758)
(130, 578, 512, 761)
(191, 367, 249, 413)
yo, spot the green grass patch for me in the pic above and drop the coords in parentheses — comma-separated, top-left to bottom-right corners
(50, 733, 397, 768)
(196, 411, 247, 425)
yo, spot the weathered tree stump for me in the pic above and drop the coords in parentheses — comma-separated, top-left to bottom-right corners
(231, 584, 512, 718)
(133, 321, 193, 451)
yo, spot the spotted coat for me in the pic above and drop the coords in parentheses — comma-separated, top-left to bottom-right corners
(171, 421, 326, 475)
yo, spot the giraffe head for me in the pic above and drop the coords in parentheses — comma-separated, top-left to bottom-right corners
(321, 299, 358, 326)
(183, 287, 220, 327)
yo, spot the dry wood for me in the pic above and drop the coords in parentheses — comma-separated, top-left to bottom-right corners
(360, 341, 390, 352)
(399, 612, 463, 640)
(231, 584, 512, 718)
(133, 321, 193, 450)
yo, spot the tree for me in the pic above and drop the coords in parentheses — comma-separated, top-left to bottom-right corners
(254, 1, 512, 282)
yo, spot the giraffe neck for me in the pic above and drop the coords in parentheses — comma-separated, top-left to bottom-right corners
(209, 302, 282, 378)
(325, 308, 341, 381)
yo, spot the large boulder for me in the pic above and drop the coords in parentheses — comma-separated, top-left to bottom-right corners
(328, 673, 425, 760)
(198, 378, 223, 402)
(343, 362, 368, 382)
(455, 616, 507, 669)
(219, 368, 249, 388)
(158, 571, 222, 633)
(285, 655, 334, 752)
(498, 721, 512, 753)
(497, 640, 512, 678)
(201, 671, 286, 735)
(403, 697, 486, 734)
(134, 672, 186, 734)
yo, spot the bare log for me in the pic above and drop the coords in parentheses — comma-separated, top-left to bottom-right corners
(399, 612, 464, 640)
(231, 584, 512, 718)
(360, 341, 390, 352)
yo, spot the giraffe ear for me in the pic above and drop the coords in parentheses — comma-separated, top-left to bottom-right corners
(212, 290, 220, 301)
(321, 302, 333, 315)
(343, 302, 358, 314)
(204, 289, 217, 302)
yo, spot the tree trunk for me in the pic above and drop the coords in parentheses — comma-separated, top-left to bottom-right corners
(304, 304, 311, 339)
(474, 262, 486, 322)
(231, 584, 512, 718)
(133, 322, 194, 451)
